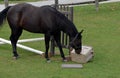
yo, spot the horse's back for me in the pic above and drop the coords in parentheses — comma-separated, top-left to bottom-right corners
(7, 3, 64, 34)
(7, 3, 37, 18)
(7, 3, 36, 26)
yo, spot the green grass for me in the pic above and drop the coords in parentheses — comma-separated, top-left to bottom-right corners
(0, 2, 120, 78)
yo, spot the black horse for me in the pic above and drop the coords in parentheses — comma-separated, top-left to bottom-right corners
(0, 3, 83, 62)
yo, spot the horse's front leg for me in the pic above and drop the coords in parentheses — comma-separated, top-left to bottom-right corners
(54, 33, 67, 62)
(44, 34, 51, 62)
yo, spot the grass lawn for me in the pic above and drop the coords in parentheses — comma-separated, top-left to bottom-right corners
(0, 2, 120, 78)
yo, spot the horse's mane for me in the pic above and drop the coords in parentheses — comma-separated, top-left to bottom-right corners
(53, 8, 78, 36)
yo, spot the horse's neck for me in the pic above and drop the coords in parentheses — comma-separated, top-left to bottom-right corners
(67, 26, 78, 41)
(62, 22, 78, 41)
(57, 12, 78, 41)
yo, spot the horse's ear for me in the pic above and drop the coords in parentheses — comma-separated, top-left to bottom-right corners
(77, 30, 84, 38)
(75, 30, 84, 39)
(79, 29, 84, 34)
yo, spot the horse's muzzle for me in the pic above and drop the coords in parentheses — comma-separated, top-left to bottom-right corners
(75, 49, 81, 54)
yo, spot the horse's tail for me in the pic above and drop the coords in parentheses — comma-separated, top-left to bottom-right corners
(0, 6, 12, 26)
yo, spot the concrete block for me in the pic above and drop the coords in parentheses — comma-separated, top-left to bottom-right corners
(61, 64, 83, 68)
(70, 46, 94, 63)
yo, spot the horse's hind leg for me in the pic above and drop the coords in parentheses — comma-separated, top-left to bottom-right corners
(10, 27, 22, 59)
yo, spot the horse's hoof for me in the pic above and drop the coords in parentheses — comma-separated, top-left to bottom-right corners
(13, 56, 19, 60)
(47, 59, 51, 63)
(63, 59, 68, 62)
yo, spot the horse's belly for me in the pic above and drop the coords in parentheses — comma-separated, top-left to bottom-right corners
(22, 24, 47, 33)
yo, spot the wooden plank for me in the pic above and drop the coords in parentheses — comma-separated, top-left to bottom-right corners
(95, 0, 99, 11)
(0, 38, 44, 55)
(4, 0, 9, 7)
(61, 64, 83, 68)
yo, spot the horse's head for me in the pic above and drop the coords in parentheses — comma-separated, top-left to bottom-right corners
(70, 30, 84, 54)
